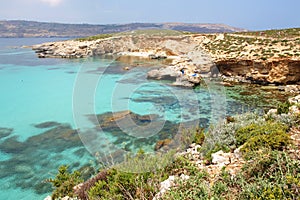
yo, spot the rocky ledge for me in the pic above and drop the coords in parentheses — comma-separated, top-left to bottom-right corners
(32, 30, 300, 88)
(216, 58, 300, 85)
(32, 34, 215, 87)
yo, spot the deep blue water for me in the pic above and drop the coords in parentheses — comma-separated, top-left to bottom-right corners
(0, 38, 275, 199)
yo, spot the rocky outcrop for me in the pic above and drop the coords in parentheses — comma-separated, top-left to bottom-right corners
(217, 59, 300, 84)
(146, 65, 203, 87)
(153, 174, 190, 200)
(147, 66, 180, 81)
(32, 32, 300, 86)
(32, 35, 194, 59)
(32, 35, 215, 87)
(181, 143, 245, 177)
(0, 127, 13, 139)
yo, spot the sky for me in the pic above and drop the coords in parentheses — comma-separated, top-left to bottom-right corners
(0, 0, 299, 30)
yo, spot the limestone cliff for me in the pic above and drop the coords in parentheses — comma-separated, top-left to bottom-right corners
(216, 59, 300, 84)
(32, 29, 300, 86)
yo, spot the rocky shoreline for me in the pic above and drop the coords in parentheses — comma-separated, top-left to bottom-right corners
(44, 94, 300, 200)
(32, 30, 300, 89)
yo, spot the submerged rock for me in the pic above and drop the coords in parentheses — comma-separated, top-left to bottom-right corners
(154, 138, 172, 151)
(93, 110, 193, 156)
(34, 121, 61, 128)
(0, 127, 13, 139)
(0, 123, 86, 196)
(0, 136, 25, 153)
(96, 110, 160, 132)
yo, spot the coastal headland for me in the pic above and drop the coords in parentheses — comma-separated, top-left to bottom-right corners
(32, 28, 300, 89)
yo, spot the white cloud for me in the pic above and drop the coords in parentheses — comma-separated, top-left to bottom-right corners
(40, 0, 64, 7)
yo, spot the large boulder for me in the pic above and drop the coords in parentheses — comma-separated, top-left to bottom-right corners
(211, 150, 231, 166)
(147, 66, 202, 87)
(147, 66, 180, 81)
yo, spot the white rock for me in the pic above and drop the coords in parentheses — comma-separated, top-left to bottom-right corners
(289, 95, 300, 105)
(73, 183, 83, 191)
(180, 174, 190, 180)
(153, 176, 176, 200)
(189, 143, 196, 148)
(266, 109, 277, 117)
(44, 196, 52, 200)
(285, 85, 300, 94)
(202, 38, 211, 44)
(160, 176, 175, 190)
(186, 148, 193, 154)
(194, 144, 201, 150)
(216, 34, 225, 40)
(289, 105, 300, 115)
(211, 150, 231, 166)
(233, 147, 243, 159)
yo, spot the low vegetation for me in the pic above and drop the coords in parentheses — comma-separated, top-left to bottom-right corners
(201, 28, 300, 60)
(45, 166, 83, 199)
(277, 101, 291, 114)
(75, 29, 186, 42)
(114, 29, 185, 37)
(236, 28, 300, 39)
(165, 149, 300, 200)
(75, 34, 113, 41)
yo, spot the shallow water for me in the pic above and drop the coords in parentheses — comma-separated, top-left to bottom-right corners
(0, 38, 287, 199)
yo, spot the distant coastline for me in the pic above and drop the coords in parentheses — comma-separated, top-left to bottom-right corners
(0, 20, 246, 38)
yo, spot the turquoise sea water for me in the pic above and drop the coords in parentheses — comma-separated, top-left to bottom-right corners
(0, 38, 284, 199)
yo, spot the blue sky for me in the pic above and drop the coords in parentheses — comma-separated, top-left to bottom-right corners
(0, 0, 299, 30)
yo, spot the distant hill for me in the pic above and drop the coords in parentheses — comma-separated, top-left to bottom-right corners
(0, 20, 246, 38)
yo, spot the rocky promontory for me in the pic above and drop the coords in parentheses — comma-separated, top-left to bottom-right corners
(32, 28, 300, 88)
(32, 30, 214, 87)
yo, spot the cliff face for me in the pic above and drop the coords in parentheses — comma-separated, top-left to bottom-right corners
(217, 59, 300, 84)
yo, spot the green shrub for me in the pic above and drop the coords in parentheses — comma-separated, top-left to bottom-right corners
(239, 150, 300, 199)
(87, 155, 201, 199)
(212, 181, 228, 197)
(88, 168, 156, 200)
(192, 128, 205, 145)
(46, 165, 83, 199)
(164, 155, 199, 176)
(277, 101, 291, 114)
(164, 170, 210, 200)
(201, 113, 265, 159)
(235, 121, 290, 155)
(115, 150, 175, 173)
